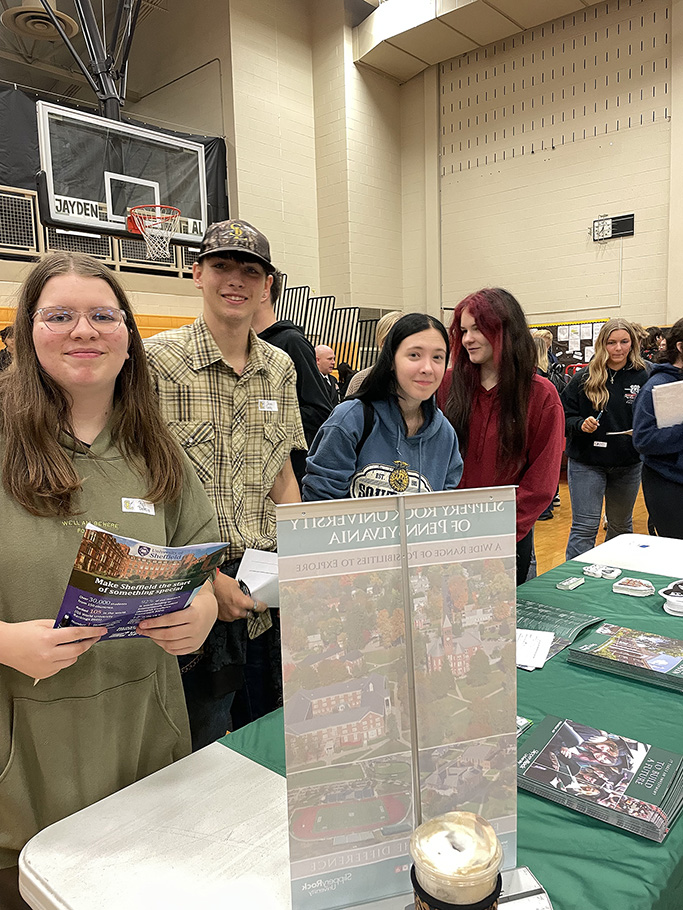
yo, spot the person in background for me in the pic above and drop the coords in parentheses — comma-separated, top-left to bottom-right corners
(315, 343, 340, 406)
(440, 288, 565, 582)
(303, 313, 462, 500)
(630, 323, 649, 360)
(336, 362, 356, 399)
(345, 310, 403, 398)
(532, 334, 563, 523)
(534, 333, 567, 396)
(642, 326, 664, 362)
(562, 318, 649, 558)
(252, 269, 331, 487)
(535, 328, 559, 365)
(0, 252, 219, 877)
(632, 317, 683, 539)
(145, 219, 306, 744)
(533, 330, 565, 513)
(0, 325, 14, 371)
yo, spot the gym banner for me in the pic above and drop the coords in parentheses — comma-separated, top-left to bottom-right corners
(277, 487, 518, 910)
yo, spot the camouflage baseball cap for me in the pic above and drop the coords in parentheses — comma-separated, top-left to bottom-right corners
(197, 219, 275, 272)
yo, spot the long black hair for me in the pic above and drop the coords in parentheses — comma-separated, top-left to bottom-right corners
(353, 313, 448, 403)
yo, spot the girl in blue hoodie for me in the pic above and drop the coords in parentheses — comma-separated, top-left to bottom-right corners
(633, 318, 683, 538)
(302, 314, 463, 500)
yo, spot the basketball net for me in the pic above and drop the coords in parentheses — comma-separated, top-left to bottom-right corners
(127, 205, 181, 260)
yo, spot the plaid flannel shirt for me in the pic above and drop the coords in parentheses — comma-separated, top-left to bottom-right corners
(144, 315, 306, 562)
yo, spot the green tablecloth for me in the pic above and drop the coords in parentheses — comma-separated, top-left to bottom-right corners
(221, 561, 683, 910)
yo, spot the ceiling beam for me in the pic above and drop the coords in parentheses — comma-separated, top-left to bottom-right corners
(0, 48, 141, 101)
(0, 47, 90, 85)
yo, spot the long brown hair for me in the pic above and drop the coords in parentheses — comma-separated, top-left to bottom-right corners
(0, 252, 185, 516)
(444, 288, 536, 476)
(583, 318, 646, 410)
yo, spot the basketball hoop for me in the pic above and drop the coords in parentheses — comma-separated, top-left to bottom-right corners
(126, 204, 181, 260)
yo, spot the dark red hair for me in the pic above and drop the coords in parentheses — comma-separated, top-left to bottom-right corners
(443, 288, 536, 475)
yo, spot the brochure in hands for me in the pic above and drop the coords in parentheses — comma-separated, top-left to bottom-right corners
(53, 524, 226, 639)
(568, 623, 683, 692)
(518, 716, 683, 842)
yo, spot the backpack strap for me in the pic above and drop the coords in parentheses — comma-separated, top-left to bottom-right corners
(355, 401, 375, 458)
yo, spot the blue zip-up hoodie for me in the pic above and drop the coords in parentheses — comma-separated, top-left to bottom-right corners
(301, 397, 463, 501)
(632, 363, 683, 484)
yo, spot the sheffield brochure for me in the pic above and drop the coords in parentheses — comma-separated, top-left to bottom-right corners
(53, 523, 226, 639)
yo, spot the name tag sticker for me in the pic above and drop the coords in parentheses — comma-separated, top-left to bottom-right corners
(593, 441, 608, 448)
(258, 399, 278, 412)
(122, 498, 155, 515)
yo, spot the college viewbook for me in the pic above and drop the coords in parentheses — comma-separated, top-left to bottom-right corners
(517, 716, 683, 842)
(516, 598, 603, 662)
(568, 623, 683, 692)
(53, 524, 226, 639)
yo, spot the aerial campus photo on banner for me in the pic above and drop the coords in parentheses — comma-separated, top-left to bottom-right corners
(277, 489, 519, 910)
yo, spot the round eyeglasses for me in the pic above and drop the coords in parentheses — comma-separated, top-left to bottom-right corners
(33, 307, 127, 334)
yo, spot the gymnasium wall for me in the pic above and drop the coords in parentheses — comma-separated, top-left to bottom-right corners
(2, 0, 681, 331)
(439, 0, 673, 324)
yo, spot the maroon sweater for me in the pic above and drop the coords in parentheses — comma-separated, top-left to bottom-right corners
(439, 373, 565, 541)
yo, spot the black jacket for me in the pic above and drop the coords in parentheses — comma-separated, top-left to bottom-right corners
(258, 321, 332, 482)
(562, 364, 650, 466)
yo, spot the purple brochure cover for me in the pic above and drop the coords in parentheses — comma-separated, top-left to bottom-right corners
(54, 524, 226, 640)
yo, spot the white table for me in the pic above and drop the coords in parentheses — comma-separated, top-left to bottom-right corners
(571, 532, 683, 577)
(19, 745, 290, 910)
(19, 535, 683, 910)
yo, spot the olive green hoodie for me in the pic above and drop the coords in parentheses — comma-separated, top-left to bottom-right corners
(0, 425, 219, 868)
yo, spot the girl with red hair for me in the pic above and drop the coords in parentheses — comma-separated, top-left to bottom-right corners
(440, 288, 565, 581)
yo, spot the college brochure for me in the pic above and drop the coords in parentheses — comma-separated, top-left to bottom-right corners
(516, 599, 603, 661)
(518, 715, 683, 842)
(54, 523, 226, 639)
(568, 623, 683, 692)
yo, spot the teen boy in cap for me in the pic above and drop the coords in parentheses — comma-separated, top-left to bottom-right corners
(144, 219, 306, 747)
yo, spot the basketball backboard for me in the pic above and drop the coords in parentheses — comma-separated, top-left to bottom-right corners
(36, 101, 208, 245)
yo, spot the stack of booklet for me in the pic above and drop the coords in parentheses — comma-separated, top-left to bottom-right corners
(516, 599, 603, 669)
(517, 716, 683, 842)
(567, 623, 683, 692)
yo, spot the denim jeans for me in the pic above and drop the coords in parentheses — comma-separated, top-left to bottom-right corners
(565, 459, 643, 559)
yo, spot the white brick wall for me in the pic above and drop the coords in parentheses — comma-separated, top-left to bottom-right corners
(440, 0, 671, 325)
(229, 0, 320, 291)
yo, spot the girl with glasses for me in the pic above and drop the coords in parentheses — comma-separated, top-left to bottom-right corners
(0, 252, 219, 871)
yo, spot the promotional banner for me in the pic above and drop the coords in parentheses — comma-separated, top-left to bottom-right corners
(278, 488, 518, 910)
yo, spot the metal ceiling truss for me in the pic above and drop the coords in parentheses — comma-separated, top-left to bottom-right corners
(35, 0, 142, 118)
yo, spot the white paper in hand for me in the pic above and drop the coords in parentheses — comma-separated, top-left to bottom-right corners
(652, 380, 683, 429)
(237, 549, 279, 607)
